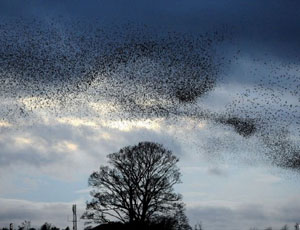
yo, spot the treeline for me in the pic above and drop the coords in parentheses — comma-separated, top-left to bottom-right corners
(0, 221, 70, 230)
(250, 225, 299, 230)
(1, 222, 297, 230)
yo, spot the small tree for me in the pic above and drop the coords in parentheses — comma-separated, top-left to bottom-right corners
(40, 223, 52, 230)
(18, 221, 31, 230)
(82, 142, 191, 229)
(194, 222, 203, 230)
(50, 227, 59, 230)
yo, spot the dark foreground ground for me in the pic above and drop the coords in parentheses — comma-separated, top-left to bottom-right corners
(91, 222, 185, 230)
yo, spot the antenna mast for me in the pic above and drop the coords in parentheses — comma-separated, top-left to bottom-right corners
(72, 204, 77, 230)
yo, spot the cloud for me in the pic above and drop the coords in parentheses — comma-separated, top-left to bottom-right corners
(207, 167, 228, 177)
(0, 0, 299, 172)
(1, 0, 299, 54)
(186, 198, 300, 230)
(0, 3, 299, 229)
(74, 188, 92, 195)
(0, 116, 186, 182)
(0, 116, 299, 230)
(0, 198, 85, 229)
(2, 196, 300, 230)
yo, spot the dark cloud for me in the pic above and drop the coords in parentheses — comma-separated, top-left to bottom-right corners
(0, 0, 299, 172)
(1, 0, 300, 60)
(0, 3, 299, 230)
(207, 167, 227, 177)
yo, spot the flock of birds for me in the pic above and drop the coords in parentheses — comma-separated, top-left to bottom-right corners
(0, 19, 227, 121)
(0, 18, 299, 172)
(225, 59, 300, 170)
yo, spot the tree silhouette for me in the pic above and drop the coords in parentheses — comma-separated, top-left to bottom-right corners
(82, 142, 191, 229)
(18, 221, 31, 230)
(40, 223, 59, 230)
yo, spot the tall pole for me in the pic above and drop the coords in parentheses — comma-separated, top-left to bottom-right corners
(72, 204, 77, 230)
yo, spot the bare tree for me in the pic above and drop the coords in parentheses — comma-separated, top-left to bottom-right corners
(82, 142, 190, 229)
(18, 221, 31, 230)
(40, 223, 52, 230)
(194, 222, 203, 230)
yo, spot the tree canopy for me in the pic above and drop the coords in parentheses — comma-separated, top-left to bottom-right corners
(82, 141, 191, 230)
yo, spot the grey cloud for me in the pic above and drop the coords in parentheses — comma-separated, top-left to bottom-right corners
(187, 201, 300, 230)
(0, 1, 294, 59)
(1, 0, 299, 56)
(207, 167, 227, 177)
(0, 137, 61, 168)
(0, 198, 84, 229)
(2, 197, 300, 230)
(0, 120, 183, 176)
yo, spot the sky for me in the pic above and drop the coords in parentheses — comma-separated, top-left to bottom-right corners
(0, 1, 300, 230)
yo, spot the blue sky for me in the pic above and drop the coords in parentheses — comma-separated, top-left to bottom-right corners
(0, 1, 300, 230)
